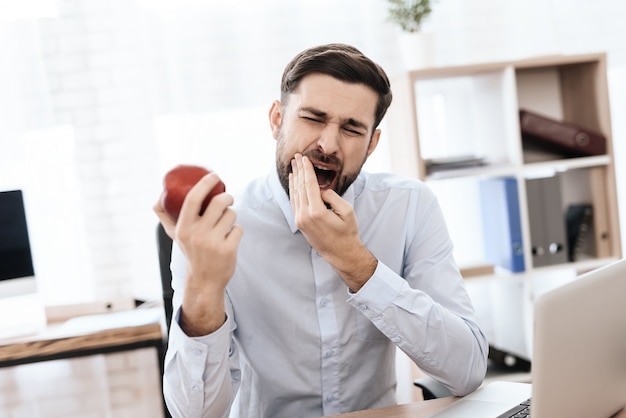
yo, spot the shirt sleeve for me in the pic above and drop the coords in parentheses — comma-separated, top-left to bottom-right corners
(163, 244, 241, 418)
(347, 188, 489, 396)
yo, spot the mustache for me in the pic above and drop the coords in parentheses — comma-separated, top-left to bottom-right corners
(302, 149, 341, 167)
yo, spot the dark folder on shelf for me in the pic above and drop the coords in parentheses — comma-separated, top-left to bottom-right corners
(526, 175, 569, 267)
(479, 177, 525, 272)
(519, 109, 606, 157)
(566, 204, 593, 262)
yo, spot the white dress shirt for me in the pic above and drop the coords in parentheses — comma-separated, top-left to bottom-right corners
(164, 170, 489, 418)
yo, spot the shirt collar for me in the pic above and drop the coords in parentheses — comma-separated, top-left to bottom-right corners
(268, 169, 298, 233)
(268, 169, 359, 234)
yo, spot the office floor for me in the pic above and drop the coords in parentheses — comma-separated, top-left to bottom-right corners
(0, 348, 164, 418)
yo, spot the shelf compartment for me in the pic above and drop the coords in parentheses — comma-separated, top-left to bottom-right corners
(522, 167, 614, 268)
(413, 68, 521, 170)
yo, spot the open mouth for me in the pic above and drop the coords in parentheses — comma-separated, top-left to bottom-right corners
(313, 164, 337, 189)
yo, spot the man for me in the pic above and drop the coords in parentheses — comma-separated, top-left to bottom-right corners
(154, 43, 488, 418)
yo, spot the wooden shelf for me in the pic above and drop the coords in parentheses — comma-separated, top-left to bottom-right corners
(386, 53, 621, 273)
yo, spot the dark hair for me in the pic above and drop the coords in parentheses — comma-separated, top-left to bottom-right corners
(280, 43, 393, 129)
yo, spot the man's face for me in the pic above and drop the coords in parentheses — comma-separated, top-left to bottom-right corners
(270, 73, 381, 197)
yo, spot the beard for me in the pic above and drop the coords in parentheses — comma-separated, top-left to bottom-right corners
(275, 131, 365, 198)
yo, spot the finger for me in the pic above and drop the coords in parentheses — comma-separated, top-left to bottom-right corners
(201, 192, 236, 229)
(225, 224, 244, 247)
(213, 206, 238, 236)
(301, 155, 323, 207)
(289, 171, 298, 214)
(321, 189, 348, 217)
(178, 172, 227, 225)
(291, 154, 308, 211)
(295, 154, 314, 207)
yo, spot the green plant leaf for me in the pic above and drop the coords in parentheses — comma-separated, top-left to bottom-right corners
(387, 0, 434, 33)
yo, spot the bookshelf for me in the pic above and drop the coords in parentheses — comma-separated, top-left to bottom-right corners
(386, 53, 622, 276)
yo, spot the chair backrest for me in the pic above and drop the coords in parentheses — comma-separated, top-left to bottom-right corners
(156, 223, 174, 334)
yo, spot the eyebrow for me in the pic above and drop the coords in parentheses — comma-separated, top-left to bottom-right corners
(300, 107, 369, 131)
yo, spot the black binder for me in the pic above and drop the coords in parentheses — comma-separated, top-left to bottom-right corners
(566, 204, 593, 262)
(526, 175, 568, 267)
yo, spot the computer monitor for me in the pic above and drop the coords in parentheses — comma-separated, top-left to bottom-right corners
(0, 189, 37, 298)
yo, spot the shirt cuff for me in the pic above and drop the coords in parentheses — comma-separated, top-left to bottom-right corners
(168, 306, 232, 361)
(346, 261, 407, 314)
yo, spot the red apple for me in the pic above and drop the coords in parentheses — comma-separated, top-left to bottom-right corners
(160, 164, 226, 220)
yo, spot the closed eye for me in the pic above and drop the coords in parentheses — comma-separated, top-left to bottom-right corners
(343, 126, 366, 136)
(303, 116, 323, 123)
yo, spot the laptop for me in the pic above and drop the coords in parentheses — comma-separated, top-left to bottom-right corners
(430, 258, 626, 418)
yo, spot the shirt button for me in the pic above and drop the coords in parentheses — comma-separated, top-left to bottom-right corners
(358, 304, 368, 311)
(192, 349, 202, 356)
(192, 385, 201, 392)
(324, 350, 334, 358)
(326, 394, 335, 402)
(319, 298, 328, 307)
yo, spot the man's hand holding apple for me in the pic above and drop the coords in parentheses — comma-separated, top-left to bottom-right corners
(154, 165, 243, 336)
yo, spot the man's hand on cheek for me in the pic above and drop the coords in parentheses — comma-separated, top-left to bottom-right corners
(289, 153, 325, 219)
(289, 153, 377, 290)
(288, 152, 351, 257)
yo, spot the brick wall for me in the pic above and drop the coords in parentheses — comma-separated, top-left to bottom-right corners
(36, 0, 162, 302)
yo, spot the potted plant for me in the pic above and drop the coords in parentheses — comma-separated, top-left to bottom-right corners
(386, 0, 437, 69)
(387, 0, 434, 33)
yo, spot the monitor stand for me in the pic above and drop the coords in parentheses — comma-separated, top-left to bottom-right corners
(0, 293, 47, 340)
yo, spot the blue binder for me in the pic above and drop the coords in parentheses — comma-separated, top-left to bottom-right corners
(479, 177, 525, 272)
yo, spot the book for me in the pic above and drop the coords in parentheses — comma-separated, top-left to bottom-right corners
(519, 109, 606, 157)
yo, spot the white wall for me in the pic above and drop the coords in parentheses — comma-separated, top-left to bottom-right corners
(1, 0, 625, 305)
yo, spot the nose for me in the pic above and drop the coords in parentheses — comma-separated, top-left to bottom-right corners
(317, 124, 340, 155)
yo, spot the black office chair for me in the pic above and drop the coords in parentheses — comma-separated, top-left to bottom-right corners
(414, 377, 455, 400)
(414, 348, 532, 400)
(156, 223, 174, 418)
(157, 223, 174, 335)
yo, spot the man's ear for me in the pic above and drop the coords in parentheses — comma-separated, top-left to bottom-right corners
(268, 100, 283, 140)
(366, 129, 382, 158)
